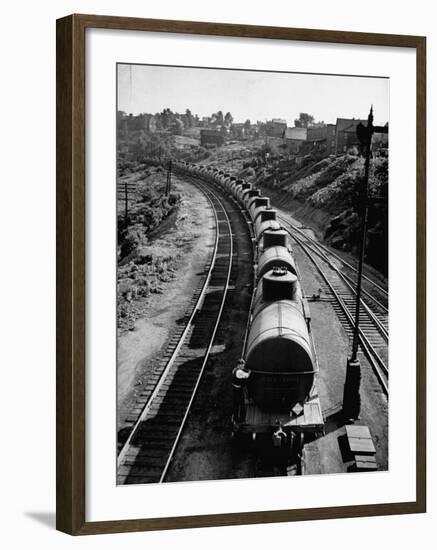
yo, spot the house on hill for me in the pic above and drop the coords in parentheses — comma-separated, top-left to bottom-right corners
(117, 112, 157, 134)
(283, 126, 307, 153)
(306, 124, 336, 154)
(200, 128, 225, 147)
(334, 118, 367, 153)
(266, 118, 287, 137)
(373, 122, 389, 151)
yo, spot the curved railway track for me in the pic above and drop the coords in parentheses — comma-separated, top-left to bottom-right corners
(278, 216, 388, 333)
(117, 183, 236, 484)
(278, 216, 388, 395)
(278, 215, 388, 312)
(117, 163, 389, 483)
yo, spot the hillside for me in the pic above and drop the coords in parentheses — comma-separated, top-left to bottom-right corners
(203, 143, 388, 276)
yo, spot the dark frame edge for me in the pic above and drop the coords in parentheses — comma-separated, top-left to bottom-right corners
(56, 13, 427, 536)
(415, 36, 427, 514)
(56, 14, 86, 535)
(72, 12, 425, 47)
(76, 501, 422, 536)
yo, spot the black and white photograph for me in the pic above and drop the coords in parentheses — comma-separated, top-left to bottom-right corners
(116, 63, 389, 485)
(1, 0, 432, 543)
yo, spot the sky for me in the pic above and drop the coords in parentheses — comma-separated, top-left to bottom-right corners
(117, 64, 389, 126)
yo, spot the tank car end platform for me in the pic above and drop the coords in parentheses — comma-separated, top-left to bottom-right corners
(234, 391, 324, 438)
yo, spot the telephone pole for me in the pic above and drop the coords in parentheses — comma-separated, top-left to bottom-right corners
(124, 180, 129, 226)
(342, 106, 388, 421)
(166, 160, 172, 195)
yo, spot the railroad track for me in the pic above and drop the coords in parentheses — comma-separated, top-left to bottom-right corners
(279, 215, 388, 312)
(280, 217, 388, 338)
(280, 219, 388, 394)
(117, 183, 235, 484)
(117, 229, 217, 439)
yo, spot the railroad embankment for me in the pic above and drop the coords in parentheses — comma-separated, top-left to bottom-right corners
(202, 142, 388, 276)
(255, 153, 388, 276)
(117, 165, 182, 332)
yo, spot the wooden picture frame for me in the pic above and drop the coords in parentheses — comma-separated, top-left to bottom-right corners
(56, 13, 426, 535)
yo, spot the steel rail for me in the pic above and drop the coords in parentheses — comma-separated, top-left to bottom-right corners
(277, 214, 388, 302)
(290, 223, 388, 339)
(181, 173, 258, 359)
(293, 223, 388, 339)
(159, 182, 234, 482)
(290, 230, 388, 395)
(117, 178, 222, 468)
(278, 215, 388, 341)
(281, 224, 321, 373)
(292, 221, 388, 315)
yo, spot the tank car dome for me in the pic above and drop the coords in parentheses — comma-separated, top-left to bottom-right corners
(243, 189, 260, 205)
(262, 228, 288, 249)
(258, 209, 277, 222)
(249, 201, 271, 223)
(252, 268, 302, 316)
(248, 195, 270, 211)
(262, 268, 298, 301)
(254, 219, 282, 242)
(257, 246, 297, 280)
(236, 182, 251, 198)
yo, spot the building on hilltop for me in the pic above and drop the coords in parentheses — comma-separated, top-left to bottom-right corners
(266, 118, 287, 137)
(117, 112, 157, 135)
(280, 118, 388, 157)
(283, 126, 307, 153)
(373, 122, 389, 152)
(334, 118, 368, 154)
(200, 128, 225, 147)
(306, 124, 336, 154)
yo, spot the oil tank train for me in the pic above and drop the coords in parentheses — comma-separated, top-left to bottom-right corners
(173, 161, 325, 461)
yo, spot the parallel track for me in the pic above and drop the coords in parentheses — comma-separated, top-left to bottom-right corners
(279, 216, 388, 338)
(117, 183, 235, 484)
(280, 220, 388, 394)
(279, 215, 388, 312)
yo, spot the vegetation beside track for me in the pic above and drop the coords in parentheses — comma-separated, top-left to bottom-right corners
(201, 141, 388, 276)
(117, 121, 388, 278)
(117, 163, 182, 331)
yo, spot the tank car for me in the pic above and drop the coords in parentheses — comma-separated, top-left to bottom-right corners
(226, 178, 235, 194)
(247, 196, 270, 218)
(242, 188, 260, 205)
(245, 308, 316, 412)
(257, 245, 297, 280)
(171, 161, 324, 453)
(230, 178, 243, 196)
(254, 219, 282, 243)
(251, 267, 302, 314)
(236, 265, 324, 450)
(245, 272, 314, 411)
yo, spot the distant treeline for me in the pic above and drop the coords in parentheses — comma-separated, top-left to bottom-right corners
(117, 108, 236, 134)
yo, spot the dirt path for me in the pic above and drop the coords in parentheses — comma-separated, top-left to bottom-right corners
(117, 177, 215, 429)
